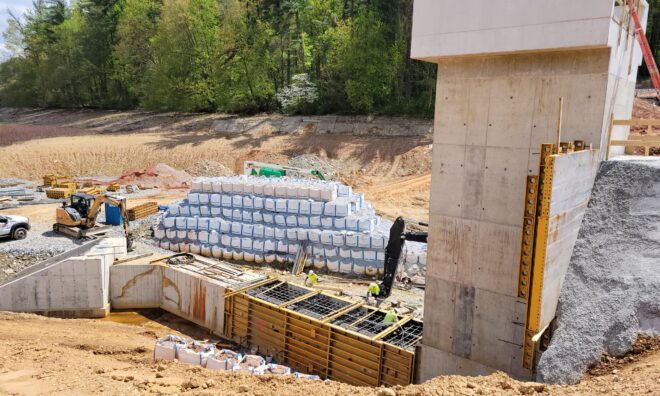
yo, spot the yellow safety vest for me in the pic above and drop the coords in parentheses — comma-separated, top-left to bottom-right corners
(369, 283, 381, 295)
(384, 310, 398, 324)
(308, 273, 318, 285)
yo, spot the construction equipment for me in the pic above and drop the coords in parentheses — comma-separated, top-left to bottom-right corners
(106, 182, 121, 192)
(244, 161, 325, 180)
(53, 193, 134, 251)
(626, 0, 660, 99)
(377, 217, 428, 299)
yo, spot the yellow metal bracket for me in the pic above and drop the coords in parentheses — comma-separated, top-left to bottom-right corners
(521, 144, 555, 371)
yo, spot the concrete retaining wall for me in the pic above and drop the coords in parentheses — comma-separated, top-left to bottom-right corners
(0, 238, 127, 318)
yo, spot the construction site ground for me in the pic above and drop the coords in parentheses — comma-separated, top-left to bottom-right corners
(0, 311, 657, 395)
(0, 101, 658, 394)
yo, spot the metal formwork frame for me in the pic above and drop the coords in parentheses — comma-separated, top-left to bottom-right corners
(223, 281, 419, 386)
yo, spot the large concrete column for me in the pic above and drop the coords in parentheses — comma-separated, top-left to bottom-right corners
(411, 0, 648, 381)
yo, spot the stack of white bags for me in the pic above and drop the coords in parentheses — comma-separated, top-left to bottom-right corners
(153, 335, 294, 376)
(153, 176, 427, 277)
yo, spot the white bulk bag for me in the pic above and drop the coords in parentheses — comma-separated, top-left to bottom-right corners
(166, 229, 177, 240)
(198, 217, 210, 230)
(308, 229, 321, 243)
(274, 227, 286, 240)
(351, 249, 363, 260)
(346, 218, 358, 231)
(163, 216, 176, 228)
(264, 227, 275, 238)
(201, 245, 211, 257)
(211, 245, 223, 258)
(242, 223, 254, 237)
(212, 182, 222, 193)
(232, 195, 243, 208)
(298, 216, 310, 228)
(186, 217, 198, 230)
(231, 237, 241, 249)
(175, 217, 187, 230)
(358, 233, 371, 248)
(253, 182, 264, 196)
(275, 185, 287, 198)
(321, 217, 333, 229)
(190, 206, 200, 216)
(262, 212, 274, 224)
(176, 230, 187, 240)
(353, 262, 366, 275)
(233, 250, 244, 261)
(364, 250, 377, 261)
(339, 247, 351, 259)
(253, 239, 264, 252)
(345, 233, 358, 247)
(263, 184, 275, 197)
(313, 257, 326, 269)
(180, 206, 191, 216)
(241, 237, 253, 250)
(154, 228, 166, 240)
(191, 180, 203, 192)
(244, 252, 255, 262)
(190, 243, 201, 254)
(254, 254, 264, 264)
(179, 243, 190, 253)
(326, 258, 339, 272)
(210, 194, 221, 206)
(199, 193, 209, 205)
(275, 215, 286, 226)
(159, 240, 171, 250)
(286, 228, 298, 240)
(220, 234, 231, 247)
(296, 229, 308, 241)
(339, 259, 353, 274)
(154, 335, 188, 361)
(231, 222, 242, 235)
(311, 202, 324, 216)
(200, 206, 210, 217)
(287, 199, 300, 214)
(168, 205, 180, 216)
(308, 187, 320, 200)
(243, 196, 253, 209)
(188, 193, 200, 205)
(206, 349, 240, 371)
(334, 217, 346, 230)
(253, 211, 263, 223)
(198, 230, 209, 244)
(332, 232, 345, 246)
(310, 216, 321, 228)
(187, 230, 198, 241)
(253, 224, 265, 238)
(320, 230, 333, 245)
(169, 242, 180, 252)
(178, 342, 215, 367)
(299, 200, 311, 215)
(264, 254, 276, 263)
(275, 198, 287, 213)
(253, 197, 264, 210)
(202, 181, 212, 193)
(222, 249, 233, 260)
(286, 215, 298, 227)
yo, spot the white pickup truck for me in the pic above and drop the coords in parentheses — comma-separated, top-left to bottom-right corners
(0, 215, 30, 240)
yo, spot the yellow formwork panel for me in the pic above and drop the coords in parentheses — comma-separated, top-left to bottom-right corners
(223, 284, 418, 386)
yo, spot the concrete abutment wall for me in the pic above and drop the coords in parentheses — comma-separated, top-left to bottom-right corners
(412, 0, 648, 381)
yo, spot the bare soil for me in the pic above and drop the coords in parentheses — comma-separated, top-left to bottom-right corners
(0, 311, 656, 395)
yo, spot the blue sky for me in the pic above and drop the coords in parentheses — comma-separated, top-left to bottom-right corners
(0, 0, 31, 57)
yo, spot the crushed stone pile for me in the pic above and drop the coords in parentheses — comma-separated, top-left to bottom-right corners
(537, 158, 660, 384)
(287, 155, 337, 180)
(113, 163, 191, 189)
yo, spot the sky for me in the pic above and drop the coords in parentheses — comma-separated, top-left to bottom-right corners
(0, 0, 31, 60)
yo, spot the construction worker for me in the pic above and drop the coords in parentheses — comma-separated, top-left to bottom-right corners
(384, 309, 398, 326)
(376, 309, 398, 331)
(367, 282, 381, 298)
(305, 270, 319, 287)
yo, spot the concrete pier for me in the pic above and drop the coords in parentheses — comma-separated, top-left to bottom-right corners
(411, 0, 648, 380)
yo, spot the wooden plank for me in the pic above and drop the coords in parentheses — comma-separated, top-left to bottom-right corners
(613, 118, 660, 126)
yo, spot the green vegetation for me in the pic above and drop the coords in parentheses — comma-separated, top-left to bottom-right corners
(0, 0, 436, 116)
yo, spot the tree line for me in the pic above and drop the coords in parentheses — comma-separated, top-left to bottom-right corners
(0, 0, 437, 116)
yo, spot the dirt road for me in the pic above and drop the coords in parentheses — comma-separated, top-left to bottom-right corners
(0, 311, 656, 395)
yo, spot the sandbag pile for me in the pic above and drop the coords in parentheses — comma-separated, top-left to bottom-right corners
(153, 175, 428, 277)
(153, 335, 299, 377)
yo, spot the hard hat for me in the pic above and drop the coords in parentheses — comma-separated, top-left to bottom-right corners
(369, 282, 378, 288)
(308, 270, 315, 275)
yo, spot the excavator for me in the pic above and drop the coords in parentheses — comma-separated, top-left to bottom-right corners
(53, 193, 134, 251)
(377, 217, 428, 299)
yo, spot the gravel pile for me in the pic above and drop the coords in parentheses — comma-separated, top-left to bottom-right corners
(288, 155, 337, 180)
(537, 158, 660, 384)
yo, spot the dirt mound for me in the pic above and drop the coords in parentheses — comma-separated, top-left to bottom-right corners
(188, 160, 233, 177)
(113, 163, 191, 189)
